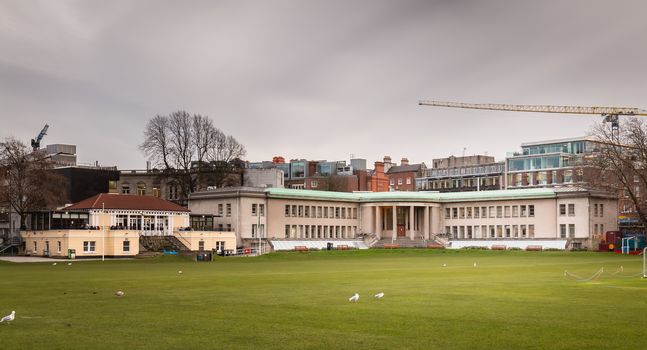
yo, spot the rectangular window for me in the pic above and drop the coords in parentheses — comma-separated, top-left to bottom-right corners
(489, 206, 495, 218)
(259, 204, 265, 216)
(304, 206, 309, 218)
(512, 206, 519, 218)
(285, 225, 290, 238)
(489, 225, 495, 238)
(513, 225, 519, 238)
(285, 205, 290, 217)
(521, 225, 527, 238)
(335, 207, 340, 219)
(481, 207, 487, 218)
(505, 225, 511, 238)
(452, 226, 458, 239)
(291, 205, 297, 217)
(452, 208, 458, 219)
(121, 185, 130, 194)
(474, 225, 480, 238)
(474, 207, 480, 219)
(341, 208, 346, 219)
(520, 205, 527, 217)
(559, 204, 566, 216)
(397, 178, 403, 185)
(57, 241, 62, 253)
(83, 241, 96, 253)
(528, 205, 535, 217)
(123, 240, 130, 252)
(569, 224, 575, 238)
(560, 224, 567, 238)
(252, 204, 257, 216)
(298, 205, 303, 217)
(466, 207, 472, 219)
(445, 226, 451, 234)
(568, 204, 575, 216)
(324, 207, 328, 218)
(529, 224, 535, 238)
(445, 208, 451, 219)
(467, 226, 473, 239)
(496, 225, 503, 238)
(594, 203, 598, 217)
(496, 206, 502, 218)
(599, 204, 604, 217)
(218, 204, 224, 216)
(459, 208, 465, 219)
(504, 206, 511, 218)
(317, 206, 322, 218)
(600, 224, 604, 234)
(226, 203, 231, 217)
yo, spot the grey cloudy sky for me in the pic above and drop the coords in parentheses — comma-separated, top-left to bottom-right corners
(1, 0, 646, 169)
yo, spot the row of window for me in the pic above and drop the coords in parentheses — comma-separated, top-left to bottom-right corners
(217, 203, 232, 217)
(284, 224, 357, 239)
(251, 204, 265, 216)
(121, 184, 167, 198)
(559, 224, 576, 238)
(593, 203, 605, 217)
(389, 177, 412, 186)
(284, 205, 357, 220)
(445, 224, 535, 239)
(32, 240, 130, 253)
(418, 176, 499, 190)
(445, 205, 535, 220)
(559, 204, 576, 216)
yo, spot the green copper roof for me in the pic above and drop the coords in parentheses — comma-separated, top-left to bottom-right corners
(265, 187, 559, 203)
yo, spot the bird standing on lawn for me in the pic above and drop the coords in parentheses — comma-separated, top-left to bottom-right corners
(0, 311, 15, 324)
(374, 292, 385, 299)
(348, 293, 359, 302)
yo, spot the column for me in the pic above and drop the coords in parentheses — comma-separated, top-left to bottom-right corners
(392, 205, 397, 239)
(409, 206, 415, 240)
(375, 206, 382, 239)
(424, 206, 430, 240)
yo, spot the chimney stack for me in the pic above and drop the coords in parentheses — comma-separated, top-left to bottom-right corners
(401, 158, 409, 166)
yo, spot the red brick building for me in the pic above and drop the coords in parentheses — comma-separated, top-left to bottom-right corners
(386, 158, 426, 191)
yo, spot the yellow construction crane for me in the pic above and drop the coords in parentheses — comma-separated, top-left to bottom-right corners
(418, 100, 647, 142)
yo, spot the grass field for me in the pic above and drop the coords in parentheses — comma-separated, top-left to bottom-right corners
(1, 249, 646, 349)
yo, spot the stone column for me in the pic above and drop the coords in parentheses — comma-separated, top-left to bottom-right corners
(409, 206, 415, 240)
(392, 205, 397, 239)
(375, 206, 382, 239)
(424, 206, 430, 240)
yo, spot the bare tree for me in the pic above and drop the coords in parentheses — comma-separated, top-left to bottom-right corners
(589, 118, 647, 228)
(140, 111, 247, 201)
(0, 138, 64, 229)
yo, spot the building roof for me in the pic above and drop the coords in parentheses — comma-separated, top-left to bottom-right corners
(520, 136, 595, 147)
(386, 164, 423, 174)
(64, 193, 190, 212)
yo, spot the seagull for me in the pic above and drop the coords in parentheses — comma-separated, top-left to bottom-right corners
(473, 262, 477, 267)
(348, 293, 359, 302)
(178, 270, 183, 274)
(115, 291, 124, 297)
(442, 263, 447, 267)
(68, 263, 72, 266)
(52, 262, 57, 266)
(0, 311, 15, 324)
(374, 292, 384, 299)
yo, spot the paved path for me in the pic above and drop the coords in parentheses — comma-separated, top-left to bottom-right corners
(0, 256, 132, 263)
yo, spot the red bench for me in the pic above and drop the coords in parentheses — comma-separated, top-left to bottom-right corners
(526, 245, 543, 251)
(294, 246, 309, 252)
(383, 244, 400, 249)
(337, 245, 350, 250)
(491, 245, 507, 250)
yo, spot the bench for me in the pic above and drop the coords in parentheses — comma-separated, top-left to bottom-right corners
(337, 245, 350, 250)
(491, 245, 507, 250)
(383, 244, 400, 249)
(526, 245, 543, 251)
(294, 246, 309, 252)
(427, 243, 444, 249)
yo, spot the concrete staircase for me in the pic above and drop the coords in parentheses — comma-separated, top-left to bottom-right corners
(372, 237, 429, 248)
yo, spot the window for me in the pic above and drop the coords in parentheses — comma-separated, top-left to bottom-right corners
(123, 240, 130, 252)
(252, 204, 257, 216)
(599, 204, 604, 217)
(512, 206, 519, 217)
(168, 185, 178, 200)
(600, 224, 604, 234)
(489, 206, 495, 218)
(285, 225, 290, 238)
(33, 241, 37, 252)
(513, 225, 519, 238)
(520, 205, 527, 217)
(259, 204, 265, 216)
(466, 207, 472, 219)
(311, 180, 318, 188)
(153, 187, 161, 197)
(226, 203, 231, 217)
(521, 225, 527, 238)
(445, 226, 451, 234)
(57, 241, 62, 253)
(564, 170, 573, 183)
(298, 206, 303, 217)
(406, 178, 411, 185)
(559, 204, 566, 216)
(304, 206, 309, 217)
(137, 183, 146, 196)
(528, 225, 535, 238)
(504, 206, 510, 218)
(292, 205, 297, 217)
(445, 208, 451, 219)
(199, 240, 205, 250)
(568, 224, 575, 238)
(528, 205, 535, 217)
(481, 207, 487, 218)
(594, 203, 598, 217)
(459, 208, 465, 219)
(121, 185, 130, 194)
(390, 179, 394, 185)
(341, 208, 346, 219)
(560, 224, 567, 238)
(474, 207, 480, 219)
(335, 207, 340, 219)
(317, 206, 322, 218)
(324, 207, 329, 218)
(397, 178, 403, 185)
(496, 206, 502, 218)
(218, 204, 224, 216)
(83, 241, 96, 253)
(489, 225, 495, 238)
(568, 204, 575, 216)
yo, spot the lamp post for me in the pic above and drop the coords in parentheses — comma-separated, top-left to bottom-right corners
(102, 202, 105, 262)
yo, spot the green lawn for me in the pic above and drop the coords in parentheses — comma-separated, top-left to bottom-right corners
(1, 249, 646, 349)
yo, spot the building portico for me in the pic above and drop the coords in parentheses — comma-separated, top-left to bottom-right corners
(362, 203, 440, 240)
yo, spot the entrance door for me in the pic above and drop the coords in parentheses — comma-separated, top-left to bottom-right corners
(397, 224, 406, 237)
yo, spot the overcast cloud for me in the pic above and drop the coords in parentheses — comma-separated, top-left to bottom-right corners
(1, 0, 646, 168)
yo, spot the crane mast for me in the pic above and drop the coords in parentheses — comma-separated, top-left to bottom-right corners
(31, 124, 49, 151)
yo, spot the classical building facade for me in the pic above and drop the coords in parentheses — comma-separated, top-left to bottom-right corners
(189, 187, 617, 250)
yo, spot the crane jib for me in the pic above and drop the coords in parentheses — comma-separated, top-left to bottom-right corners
(418, 100, 647, 116)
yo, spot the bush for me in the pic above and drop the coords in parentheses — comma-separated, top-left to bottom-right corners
(461, 246, 490, 250)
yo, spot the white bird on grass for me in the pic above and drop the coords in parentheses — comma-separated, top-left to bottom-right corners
(115, 291, 124, 297)
(442, 263, 447, 267)
(68, 263, 72, 266)
(52, 262, 57, 266)
(374, 292, 385, 299)
(0, 311, 15, 324)
(348, 293, 359, 302)
(178, 270, 183, 274)
(473, 262, 477, 267)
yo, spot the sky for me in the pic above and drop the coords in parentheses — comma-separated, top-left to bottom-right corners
(1, 0, 646, 169)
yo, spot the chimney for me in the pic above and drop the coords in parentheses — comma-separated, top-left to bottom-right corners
(401, 158, 409, 166)
(383, 155, 392, 164)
